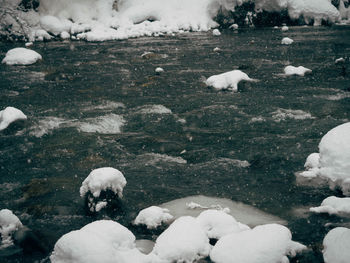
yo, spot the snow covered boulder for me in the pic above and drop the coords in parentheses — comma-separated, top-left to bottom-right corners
(310, 196, 350, 215)
(298, 122, 350, 195)
(133, 206, 174, 229)
(0, 106, 27, 131)
(205, 70, 258, 92)
(0, 209, 23, 248)
(151, 216, 211, 262)
(323, 227, 350, 263)
(281, 37, 294, 45)
(210, 224, 306, 263)
(281, 25, 289, 32)
(80, 167, 127, 212)
(212, 29, 221, 36)
(155, 67, 164, 74)
(40, 15, 71, 36)
(2, 48, 42, 65)
(50, 220, 147, 263)
(196, 209, 250, 239)
(284, 65, 312, 76)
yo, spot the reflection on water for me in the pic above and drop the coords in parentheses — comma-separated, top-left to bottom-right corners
(0, 26, 350, 262)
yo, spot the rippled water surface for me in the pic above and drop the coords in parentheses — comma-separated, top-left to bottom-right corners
(1, 26, 350, 262)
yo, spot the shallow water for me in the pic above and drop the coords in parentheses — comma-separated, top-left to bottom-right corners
(1, 25, 350, 262)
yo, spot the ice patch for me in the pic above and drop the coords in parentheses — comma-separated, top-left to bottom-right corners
(310, 196, 350, 216)
(272, 108, 314, 122)
(159, 195, 287, 227)
(0, 106, 27, 131)
(77, 113, 125, 134)
(323, 227, 350, 263)
(138, 105, 172, 114)
(2, 48, 42, 65)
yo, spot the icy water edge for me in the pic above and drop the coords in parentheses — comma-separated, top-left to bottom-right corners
(1, 26, 350, 262)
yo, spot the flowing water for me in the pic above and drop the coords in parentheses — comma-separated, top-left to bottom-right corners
(1, 25, 350, 262)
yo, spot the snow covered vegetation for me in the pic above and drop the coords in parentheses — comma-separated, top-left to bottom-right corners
(298, 122, 350, 196)
(80, 167, 127, 212)
(205, 70, 258, 92)
(1, 0, 349, 42)
(2, 48, 42, 65)
(0, 106, 27, 131)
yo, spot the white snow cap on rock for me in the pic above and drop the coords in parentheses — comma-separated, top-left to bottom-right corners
(281, 37, 293, 45)
(323, 227, 350, 263)
(210, 223, 306, 263)
(284, 65, 312, 76)
(213, 29, 221, 36)
(151, 216, 211, 262)
(80, 167, 127, 198)
(0, 209, 23, 248)
(281, 25, 289, 31)
(155, 67, 164, 73)
(2, 48, 42, 65)
(206, 70, 258, 92)
(196, 209, 250, 239)
(310, 196, 350, 215)
(50, 220, 148, 263)
(298, 122, 350, 195)
(134, 206, 174, 229)
(0, 106, 27, 131)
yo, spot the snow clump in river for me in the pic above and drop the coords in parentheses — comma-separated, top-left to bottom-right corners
(281, 37, 293, 45)
(0, 209, 23, 248)
(323, 227, 350, 263)
(80, 167, 127, 212)
(284, 65, 312, 76)
(310, 196, 350, 215)
(205, 70, 258, 92)
(133, 206, 174, 229)
(0, 106, 27, 131)
(2, 48, 42, 65)
(298, 122, 350, 196)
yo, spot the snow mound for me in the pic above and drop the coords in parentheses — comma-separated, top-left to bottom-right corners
(210, 223, 306, 263)
(298, 122, 350, 195)
(50, 220, 147, 263)
(0, 209, 23, 248)
(0, 106, 27, 131)
(323, 227, 350, 263)
(134, 206, 174, 229)
(212, 29, 221, 36)
(281, 37, 293, 45)
(151, 216, 211, 262)
(196, 209, 250, 239)
(281, 25, 289, 31)
(205, 70, 258, 92)
(80, 167, 127, 212)
(40, 15, 71, 36)
(310, 196, 350, 215)
(155, 67, 164, 74)
(284, 65, 312, 76)
(2, 48, 42, 65)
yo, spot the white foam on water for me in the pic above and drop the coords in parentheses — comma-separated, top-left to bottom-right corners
(77, 113, 125, 134)
(141, 153, 187, 165)
(29, 117, 67, 137)
(137, 104, 172, 115)
(271, 108, 315, 122)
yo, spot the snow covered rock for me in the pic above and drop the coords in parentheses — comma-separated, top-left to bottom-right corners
(210, 224, 306, 263)
(134, 206, 174, 229)
(281, 37, 293, 45)
(298, 122, 350, 195)
(196, 209, 250, 239)
(80, 167, 127, 212)
(213, 47, 221, 52)
(310, 196, 350, 215)
(229, 23, 239, 30)
(0, 106, 27, 131)
(284, 65, 312, 76)
(212, 29, 221, 36)
(155, 67, 164, 74)
(281, 25, 289, 31)
(0, 209, 23, 248)
(205, 70, 258, 92)
(50, 220, 147, 263)
(151, 216, 211, 263)
(323, 227, 350, 263)
(2, 48, 42, 65)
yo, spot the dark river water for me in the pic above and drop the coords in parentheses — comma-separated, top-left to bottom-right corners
(1, 25, 350, 262)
